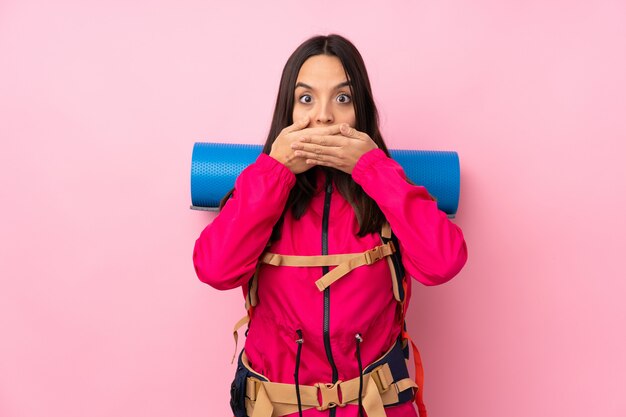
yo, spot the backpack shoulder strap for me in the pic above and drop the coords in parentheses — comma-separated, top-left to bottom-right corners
(380, 222, 406, 303)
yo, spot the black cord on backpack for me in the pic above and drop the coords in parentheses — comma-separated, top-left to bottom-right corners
(294, 329, 304, 417)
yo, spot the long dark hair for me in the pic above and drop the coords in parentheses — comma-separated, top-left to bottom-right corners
(221, 34, 390, 239)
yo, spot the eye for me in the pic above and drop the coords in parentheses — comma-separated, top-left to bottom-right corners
(298, 94, 313, 104)
(337, 93, 352, 104)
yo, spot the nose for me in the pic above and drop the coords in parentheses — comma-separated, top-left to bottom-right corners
(313, 102, 334, 125)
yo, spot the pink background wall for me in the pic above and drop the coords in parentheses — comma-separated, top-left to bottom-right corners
(1, 1, 625, 416)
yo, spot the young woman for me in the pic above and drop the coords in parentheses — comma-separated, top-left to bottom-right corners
(193, 34, 468, 417)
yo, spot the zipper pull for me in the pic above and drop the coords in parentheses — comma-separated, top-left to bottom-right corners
(326, 180, 333, 194)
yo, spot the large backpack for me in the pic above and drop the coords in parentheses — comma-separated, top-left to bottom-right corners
(231, 222, 428, 417)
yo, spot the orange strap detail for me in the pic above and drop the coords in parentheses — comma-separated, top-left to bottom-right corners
(402, 330, 428, 417)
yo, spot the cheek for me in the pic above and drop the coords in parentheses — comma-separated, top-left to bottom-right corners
(344, 107, 357, 127)
(292, 107, 305, 120)
(292, 104, 310, 123)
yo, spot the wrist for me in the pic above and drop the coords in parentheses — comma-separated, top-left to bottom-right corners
(268, 151, 299, 174)
(257, 153, 297, 183)
(268, 150, 287, 165)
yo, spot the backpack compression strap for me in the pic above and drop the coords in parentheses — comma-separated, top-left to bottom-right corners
(260, 241, 395, 291)
(259, 222, 395, 292)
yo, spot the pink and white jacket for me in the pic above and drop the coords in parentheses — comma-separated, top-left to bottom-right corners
(193, 148, 468, 417)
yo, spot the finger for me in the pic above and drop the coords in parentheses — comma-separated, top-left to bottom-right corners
(295, 134, 346, 148)
(293, 147, 339, 160)
(291, 140, 342, 155)
(305, 155, 346, 169)
(339, 123, 361, 138)
(306, 158, 332, 167)
(283, 116, 310, 134)
(299, 124, 343, 137)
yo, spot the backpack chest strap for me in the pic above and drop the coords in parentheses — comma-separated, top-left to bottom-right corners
(260, 241, 396, 291)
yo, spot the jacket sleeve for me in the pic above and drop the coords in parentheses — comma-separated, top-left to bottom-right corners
(352, 148, 468, 286)
(192, 153, 296, 290)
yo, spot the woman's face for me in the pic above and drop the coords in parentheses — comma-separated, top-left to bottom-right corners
(292, 55, 356, 129)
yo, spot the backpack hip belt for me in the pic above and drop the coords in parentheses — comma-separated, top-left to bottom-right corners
(237, 338, 416, 417)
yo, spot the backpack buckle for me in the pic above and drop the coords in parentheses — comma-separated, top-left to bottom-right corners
(370, 364, 395, 393)
(314, 381, 346, 410)
(364, 246, 384, 264)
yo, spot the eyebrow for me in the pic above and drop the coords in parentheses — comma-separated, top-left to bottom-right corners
(295, 80, 351, 90)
